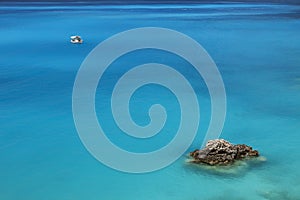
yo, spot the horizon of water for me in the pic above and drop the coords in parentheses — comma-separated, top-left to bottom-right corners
(0, 2, 300, 199)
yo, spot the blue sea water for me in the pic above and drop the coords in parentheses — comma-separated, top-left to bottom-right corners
(1, 1, 300, 199)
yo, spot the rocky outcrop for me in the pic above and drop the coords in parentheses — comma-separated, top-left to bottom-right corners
(189, 139, 259, 165)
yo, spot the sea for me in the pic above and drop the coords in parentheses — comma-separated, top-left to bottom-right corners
(0, 1, 300, 199)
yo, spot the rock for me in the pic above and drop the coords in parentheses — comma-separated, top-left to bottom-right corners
(189, 139, 259, 166)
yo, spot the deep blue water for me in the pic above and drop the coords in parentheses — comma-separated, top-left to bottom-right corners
(1, 2, 300, 199)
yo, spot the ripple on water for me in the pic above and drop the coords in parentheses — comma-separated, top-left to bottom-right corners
(184, 156, 267, 178)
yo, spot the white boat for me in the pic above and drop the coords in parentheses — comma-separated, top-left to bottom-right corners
(70, 35, 83, 44)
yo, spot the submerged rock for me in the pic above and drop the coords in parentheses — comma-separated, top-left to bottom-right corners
(189, 139, 259, 166)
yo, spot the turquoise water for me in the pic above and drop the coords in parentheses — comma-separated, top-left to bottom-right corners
(1, 2, 300, 199)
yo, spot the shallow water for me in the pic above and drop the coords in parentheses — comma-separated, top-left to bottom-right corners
(0, 2, 300, 199)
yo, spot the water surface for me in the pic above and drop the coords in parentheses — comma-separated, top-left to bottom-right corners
(0, 2, 300, 199)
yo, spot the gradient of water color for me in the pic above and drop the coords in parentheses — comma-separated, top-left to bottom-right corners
(0, 2, 300, 199)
